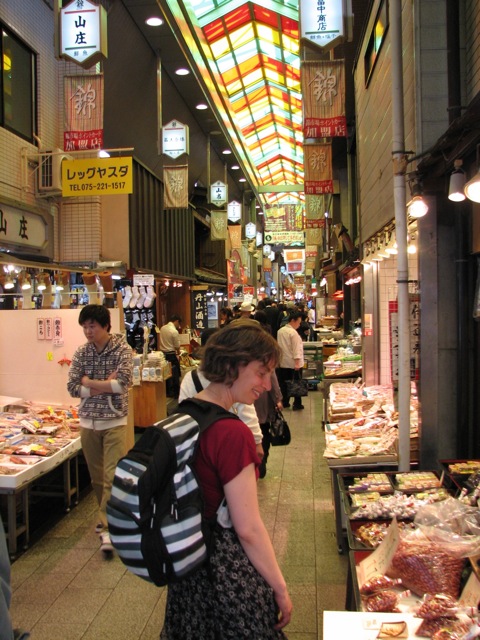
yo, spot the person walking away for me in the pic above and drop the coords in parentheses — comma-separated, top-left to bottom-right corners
(254, 371, 283, 478)
(67, 304, 133, 554)
(158, 314, 182, 399)
(160, 320, 292, 639)
(276, 310, 305, 411)
(264, 297, 281, 339)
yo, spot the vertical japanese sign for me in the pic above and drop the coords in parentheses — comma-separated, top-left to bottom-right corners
(304, 143, 333, 194)
(389, 295, 420, 383)
(192, 290, 208, 332)
(64, 74, 104, 151)
(211, 211, 227, 241)
(302, 60, 347, 138)
(162, 120, 189, 158)
(210, 181, 227, 207)
(59, 0, 108, 69)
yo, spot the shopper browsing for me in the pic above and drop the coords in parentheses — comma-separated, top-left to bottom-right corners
(276, 310, 305, 410)
(67, 304, 133, 555)
(160, 320, 292, 639)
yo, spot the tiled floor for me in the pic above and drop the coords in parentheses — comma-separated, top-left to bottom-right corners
(9, 388, 348, 639)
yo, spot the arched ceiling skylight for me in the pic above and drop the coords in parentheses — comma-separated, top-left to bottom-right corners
(164, 0, 303, 205)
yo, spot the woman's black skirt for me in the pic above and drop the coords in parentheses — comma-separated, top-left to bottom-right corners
(160, 526, 288, 639)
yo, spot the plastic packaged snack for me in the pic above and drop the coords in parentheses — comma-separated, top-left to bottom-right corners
(360, 574, 402, 596)
(415, 593, 458, 620)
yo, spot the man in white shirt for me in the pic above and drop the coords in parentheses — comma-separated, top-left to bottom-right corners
(276, 310, 305, 410)
(159, 314, 182, 399)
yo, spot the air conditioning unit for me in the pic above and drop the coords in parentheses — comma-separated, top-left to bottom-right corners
(37, 149, 72, 193)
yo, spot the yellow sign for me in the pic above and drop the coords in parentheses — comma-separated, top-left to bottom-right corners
(62, 157, 133, 197)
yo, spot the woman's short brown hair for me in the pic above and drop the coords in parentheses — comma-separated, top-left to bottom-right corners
(200, 319, 280, 386)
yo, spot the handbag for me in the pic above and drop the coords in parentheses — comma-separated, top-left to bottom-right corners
(269, 409, 291, 446)
(286, 371, 309, 398)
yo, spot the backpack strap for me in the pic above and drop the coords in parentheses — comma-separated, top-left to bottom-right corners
(176, 397, 241, 433)
(191, 369, 204, 393)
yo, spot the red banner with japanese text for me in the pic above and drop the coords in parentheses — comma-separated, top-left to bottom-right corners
(64, 75, 104, 151)
(302, 60, 347, 138)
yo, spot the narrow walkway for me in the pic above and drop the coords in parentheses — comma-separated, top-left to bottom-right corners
(9, 389, 348, 639)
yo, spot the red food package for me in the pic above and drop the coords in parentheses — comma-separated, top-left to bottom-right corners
(360, 574, 402, 595)
(387, 539, 465, 598)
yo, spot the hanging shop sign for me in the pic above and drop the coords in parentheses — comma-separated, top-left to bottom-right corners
(62, 156, 133, 196)
(301, 60, 347, 138)
(0, 203, 49, 251)
(162, 120, 189, 159)
(228, 225, 242, 249)
(304, 144, 334, 195)
(211, 181, 227, 207)
(264, 230, 305, 246)
(245, 222, 256, 239)
(264, 204, 304, 233)
(300, 0, 349, 51)
(192, 290, 208, 332)
(227, 200, 242, 223)
(64, 74, 104, 151)
(59, 0, 108, 69)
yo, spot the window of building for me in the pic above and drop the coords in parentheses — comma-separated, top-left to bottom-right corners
(364, 0, 389, 86)
(1, 24, 37, 142)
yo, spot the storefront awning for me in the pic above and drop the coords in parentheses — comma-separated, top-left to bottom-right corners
(194, 267, 227, 285)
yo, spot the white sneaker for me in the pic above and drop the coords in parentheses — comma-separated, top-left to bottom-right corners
(100, 532, 113, 554)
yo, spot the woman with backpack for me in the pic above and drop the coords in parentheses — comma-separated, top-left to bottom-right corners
(160, 320, 292, 639)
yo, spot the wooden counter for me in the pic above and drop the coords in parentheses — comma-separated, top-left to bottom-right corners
(132, 380, 169, 427)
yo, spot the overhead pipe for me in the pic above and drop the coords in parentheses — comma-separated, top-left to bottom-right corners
(391, 0, 411, 471)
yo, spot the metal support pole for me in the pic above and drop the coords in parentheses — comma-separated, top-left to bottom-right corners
(391, 0, 411, 471)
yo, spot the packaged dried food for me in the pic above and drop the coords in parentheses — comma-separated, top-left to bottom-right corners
(360, 574, 402, 595)
(364, 589, 400, 612)
(387, 537, 465, 598)
(415, 593, 458, 619)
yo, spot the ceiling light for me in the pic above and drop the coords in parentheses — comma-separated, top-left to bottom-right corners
(98, 149, 110, 158)
(239, 177, 247, 183)
(145, 16, 163, 26)
(175, 68, 190, 76)
(464, 170, 480, 203)
(3, 275, 14, 290)
(222, 149, 232, 155)
(231, 165, 240, 170)
(448, 160, 466, 202)
(196, 103, 208, 110)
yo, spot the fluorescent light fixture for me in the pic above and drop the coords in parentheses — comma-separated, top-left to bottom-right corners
(175, 68, 190, 76)
(145, 16, 163, 26)
(222, 149, 232, 155)
(196, 103, 208, 110)
(231, 165, 240, 170)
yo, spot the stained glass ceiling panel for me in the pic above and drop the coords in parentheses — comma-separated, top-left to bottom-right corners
(166, 0, 303, 205)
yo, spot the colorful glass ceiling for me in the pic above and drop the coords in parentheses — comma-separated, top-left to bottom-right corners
(165, 0, 303, 205)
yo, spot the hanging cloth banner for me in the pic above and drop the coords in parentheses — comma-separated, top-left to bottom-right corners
(304, 143, 333, 195)
(306, 227, 323, 247)
(64, 74, 104, 151)
(305, 194, 325, 219)
(228, 225, 242, 249)
(301, 59, 347, 138)
(163, 165, 188, 208)
(211, 210, 228, 241)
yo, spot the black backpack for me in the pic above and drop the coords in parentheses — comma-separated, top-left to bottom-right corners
(106, 398, 239, 586)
